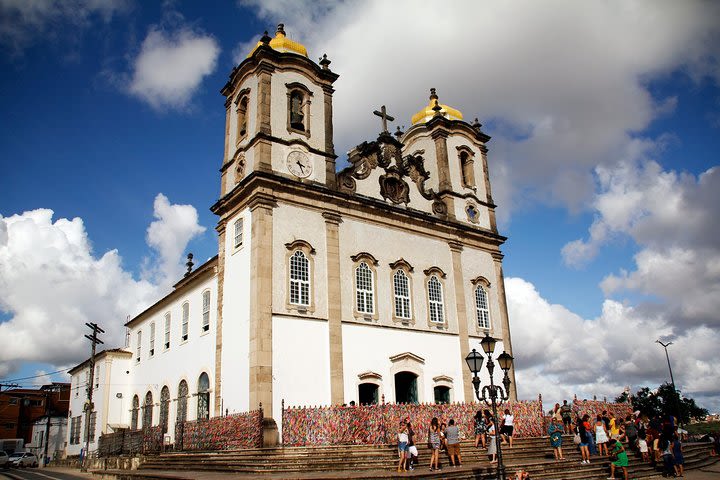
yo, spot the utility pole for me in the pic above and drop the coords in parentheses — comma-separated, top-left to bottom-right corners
(81, 323, 104, 472)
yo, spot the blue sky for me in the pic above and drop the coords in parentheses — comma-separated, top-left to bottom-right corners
(1, 0, 719, 412)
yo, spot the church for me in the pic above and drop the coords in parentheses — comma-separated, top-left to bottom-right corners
(66, 24, 516, 453)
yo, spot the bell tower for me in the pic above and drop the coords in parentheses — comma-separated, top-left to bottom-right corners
(219, 24, 340, 197)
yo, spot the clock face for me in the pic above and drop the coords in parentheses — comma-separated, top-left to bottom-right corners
(287, 151, 313, 178)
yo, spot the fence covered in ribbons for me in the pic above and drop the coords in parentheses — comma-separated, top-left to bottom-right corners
(282, 399, 544, 446)
(572, 398, 633, 421)
(177, 408, 264, 451)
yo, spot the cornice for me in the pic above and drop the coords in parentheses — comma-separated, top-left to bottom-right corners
(210, 171, 507, 251)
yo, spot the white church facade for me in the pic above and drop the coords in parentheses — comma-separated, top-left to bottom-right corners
(66, 24, 516, 453)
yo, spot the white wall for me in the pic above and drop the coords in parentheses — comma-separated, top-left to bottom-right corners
(272, 315, 331, 422)
(220, 209, 252, 414)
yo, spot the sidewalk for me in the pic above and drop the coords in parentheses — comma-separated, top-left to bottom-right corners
(683, 461, 720, 479)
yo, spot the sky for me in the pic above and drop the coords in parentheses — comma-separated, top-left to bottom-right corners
(1, 0, 719, 413)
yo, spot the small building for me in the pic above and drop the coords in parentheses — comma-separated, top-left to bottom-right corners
(0, 383, 69, 447)
(27, 415, 68, 465)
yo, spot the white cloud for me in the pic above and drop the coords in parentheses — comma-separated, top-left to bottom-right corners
(561, 161, 720, 327)
(128, 26, 220, 111)
(506, 277, 720, 413)
(0, 195, 205, 379)
(238, 0, 720, 219)
(0, 0, 130, 55)
(143, 193, 206, 286)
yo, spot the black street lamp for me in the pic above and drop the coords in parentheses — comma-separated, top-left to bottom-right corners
(465, 333, 514, 480)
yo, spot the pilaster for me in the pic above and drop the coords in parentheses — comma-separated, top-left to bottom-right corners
(248, 195, 276, 414)
(493, 253, 517, 400)
(322, 85, 336, 188)
(480, 145, 497, 232)
(213, 225, 226, 416)
(449, 241, 473, 402)
(323, 211, 344, 405)
(432, 129, 455, 219)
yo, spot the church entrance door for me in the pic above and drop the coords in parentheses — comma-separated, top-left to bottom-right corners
(394, 371, 418, 404)
(358, 383, 379, 405)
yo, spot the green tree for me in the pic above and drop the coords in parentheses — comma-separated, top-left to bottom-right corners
(618, 384, 708, 424)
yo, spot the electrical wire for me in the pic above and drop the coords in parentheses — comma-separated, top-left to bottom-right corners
(0, 368, 72, 383)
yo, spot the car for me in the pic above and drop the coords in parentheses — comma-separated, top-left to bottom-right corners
(0, 451, 9, 468)
(8, 452, 38, 468)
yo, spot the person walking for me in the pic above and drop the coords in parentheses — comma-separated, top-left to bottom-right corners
(397, 421, 408, 472)
(672, 434, 684, 478)
(428, 417, 441, 471)
(595, 414, 609, 456)
(560, 400, 573, 430)
(486, 414, 498, 464)
(406, 420, 418, 470)
(474, 410, 487, 448)
(502, 408, 515, 448)
(445, 418, 462, 467)
(547, 415, 565, 460)
(608, 438, 629, 480)
(578, 415, 591, 464)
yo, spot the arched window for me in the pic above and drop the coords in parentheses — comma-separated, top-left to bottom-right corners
(164, 313, 171, 349)
(131, 395, 139, 430)
(434, 386, 451, 404)
(358, 383, 379, 405)
(427, 275, 444, 324)
(202, 290, 210, 332)
(177, 380, 188, 423)
(149, 322, 155, 357)
(159, 386, 170, 434)
(459, 149, 476, 188)
(289, 250, 310, 306)
(181, 302, 189, 341)
(355, 262, 374, 314)
(197, 373, 210, 421)
(475, 285, 490, 329)
(286, 83, 312, 136)
(236, 95, 248, 140)
(142, 391, 153, 429)
(393, 270, 411, 320)
(289, 91, 305, 131)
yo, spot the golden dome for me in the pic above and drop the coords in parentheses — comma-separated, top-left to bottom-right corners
(248, 24, 308, 58)
(411, 88, 463, 125)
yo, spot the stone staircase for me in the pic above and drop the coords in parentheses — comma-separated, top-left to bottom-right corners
(131, 436, 718, 479)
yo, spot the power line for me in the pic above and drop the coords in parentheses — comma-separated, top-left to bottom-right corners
(0, 368, 72, 383)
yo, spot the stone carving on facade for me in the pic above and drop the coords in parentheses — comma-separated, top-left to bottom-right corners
(338, 132, 445, 212)
(235, 153, 246, 184)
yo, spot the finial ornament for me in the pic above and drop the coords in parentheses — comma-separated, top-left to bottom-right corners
(319, 53, 331, 70)
(394, 125, 404, 138)
(472, 117, 482, 129)
(276, 23, 286, 35)
(430, 88, 438, 100)
(373, 105, 395, 133)
(185, 253, 194, 276)
(432, 100, 443, 116)
(260, 31, 271, 45)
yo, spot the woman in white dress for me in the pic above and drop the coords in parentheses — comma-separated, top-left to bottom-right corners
(486, 415, 498, 463)
(594, 414, 609, 456)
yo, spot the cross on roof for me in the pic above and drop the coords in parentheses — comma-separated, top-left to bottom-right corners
(373, 105, 395, 133)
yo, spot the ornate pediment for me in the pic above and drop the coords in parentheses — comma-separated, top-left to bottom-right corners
(338, 131, 442, 210)
(389, 352, 425, 364)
